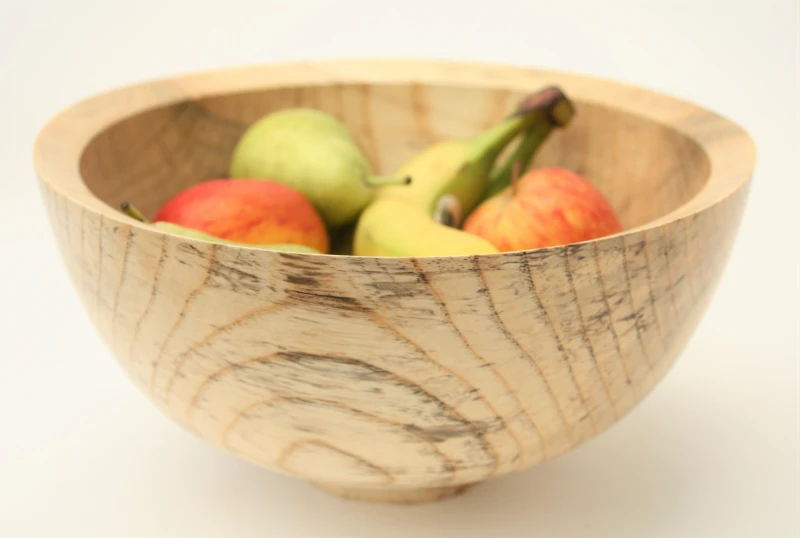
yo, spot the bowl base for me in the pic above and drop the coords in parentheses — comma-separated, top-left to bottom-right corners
(313, 482, 475, 504)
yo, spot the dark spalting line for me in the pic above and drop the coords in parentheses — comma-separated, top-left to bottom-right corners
(661, 224, 681, 319)
(149, 245, 217, 396)
(207, 259, 271, 296)
(691, 214, 708, 288)
(368, 280, 424, 299)
(627, 239, 647, 258)
(177, 243, 205, 259)
(587, 309, 610, 324)
(563, 245, 618, 420)
(295, 425, 323, 435)
(681, 219, 698, 302)
(284, 289, 364, 310)
(58, 192, 75, 260)
(227, 395, 458, 480)
(641, 230, 667, 347)
(275, 254, 337, 278)
(618, 324, 643, 339)
(47, 188, 71, 265)
(95, 214, 105, 323)
(277, 439, 395, 484)
(518, 255, 581, 432)
(286, 274, 320, 287)
(619, 236, 655, 372)
(709, 198, 740, 278)
(282, 265, 331, 280)
(79, 206, 87, 300)
(239, 366, 336, 393)
(109, 225, 134, 350)
(188, 351, 498, 471)
(403, 421, 502, 443)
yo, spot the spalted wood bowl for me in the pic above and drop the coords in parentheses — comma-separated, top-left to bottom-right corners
(33, 59, 756, 504)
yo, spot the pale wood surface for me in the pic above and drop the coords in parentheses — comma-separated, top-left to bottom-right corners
(33, 59, 756, 503)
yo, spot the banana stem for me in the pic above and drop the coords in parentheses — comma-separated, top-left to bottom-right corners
(510, 161, 522, 196)
(363, 175, 412, 187)
(514, 86, 575, 127)
(480, 86, 576, 198)
(470, 85, 575, 165)
(120, 202, 150, 223)
(489, 120, 553, 197)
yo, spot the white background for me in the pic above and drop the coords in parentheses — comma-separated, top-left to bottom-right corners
(1, 1, 798, 537)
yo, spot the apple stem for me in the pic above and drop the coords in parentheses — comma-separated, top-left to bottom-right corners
(120, 201, 150, 223)
(510, 160, 522, 196)
(363, 175, 412, 188)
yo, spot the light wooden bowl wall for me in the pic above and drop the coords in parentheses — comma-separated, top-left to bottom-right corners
(33, 59, 756, 504)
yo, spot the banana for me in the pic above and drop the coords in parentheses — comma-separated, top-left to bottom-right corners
(353, 86, 575, 257)
(355, 198, 498, 256)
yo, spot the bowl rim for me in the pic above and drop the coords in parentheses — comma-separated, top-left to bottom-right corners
(32, 57, 758, 259)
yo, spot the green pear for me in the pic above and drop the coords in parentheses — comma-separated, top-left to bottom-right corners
(229, 107, 405, 230)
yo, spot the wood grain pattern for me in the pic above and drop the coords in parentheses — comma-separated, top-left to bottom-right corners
(32, 59, 756, 503)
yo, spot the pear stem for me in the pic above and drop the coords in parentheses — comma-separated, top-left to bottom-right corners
(363, 175, 412, 187)
(120, 201, 150, 223)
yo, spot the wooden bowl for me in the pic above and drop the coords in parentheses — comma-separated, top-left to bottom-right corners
(33, 59, 756, 504)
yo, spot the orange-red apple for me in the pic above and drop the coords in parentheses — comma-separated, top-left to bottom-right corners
(153, 178, 329, 253)
(462, 167, 623, 251)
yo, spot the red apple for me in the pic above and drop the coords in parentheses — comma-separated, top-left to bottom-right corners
(153, 178, 329, 253)
(462, 167, 623, 251)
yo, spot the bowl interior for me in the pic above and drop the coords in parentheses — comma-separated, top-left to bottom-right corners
(78, 82, 710, 231)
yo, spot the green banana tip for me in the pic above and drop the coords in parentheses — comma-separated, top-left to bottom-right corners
(120, 201, 150, 223)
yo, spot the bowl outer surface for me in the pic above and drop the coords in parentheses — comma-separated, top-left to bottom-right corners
(32, 59, 756, 489)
